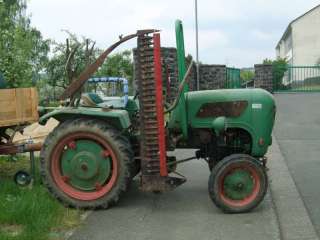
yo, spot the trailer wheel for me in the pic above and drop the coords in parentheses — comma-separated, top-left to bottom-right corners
(14, 170, 31, 186)
(208, 154, 267, 213)
(40, 119, 133, 209)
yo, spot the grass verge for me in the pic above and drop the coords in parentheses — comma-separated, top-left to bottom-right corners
(0, 156, 81, 240)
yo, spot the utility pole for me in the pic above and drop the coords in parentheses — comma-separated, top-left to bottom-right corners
(195, 0, 200, 90)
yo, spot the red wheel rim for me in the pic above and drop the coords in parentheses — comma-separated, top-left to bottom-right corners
(51, 132, 118, 201)
(218, 163, 261, 208)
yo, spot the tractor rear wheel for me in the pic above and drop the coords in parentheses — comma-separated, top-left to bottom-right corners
(208, 154, 267, 213)
(40, 119, 133, 209)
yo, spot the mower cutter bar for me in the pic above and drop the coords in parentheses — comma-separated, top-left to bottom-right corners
(136, 32, 186, 192)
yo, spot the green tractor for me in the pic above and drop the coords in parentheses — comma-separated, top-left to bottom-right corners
(39, 21, 276, 213)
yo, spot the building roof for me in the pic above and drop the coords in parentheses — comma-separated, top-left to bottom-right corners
(276, 4, 320, 49)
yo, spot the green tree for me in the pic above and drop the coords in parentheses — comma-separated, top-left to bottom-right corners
(46, 31, 134, 100)
(94, 50, 134, 94)
(263, 58, 288, 90)
(240, 70, 255, 82)
(96, 50, 133, 82)
(0, 0, 49, 88)
(45, 31, 98, 101)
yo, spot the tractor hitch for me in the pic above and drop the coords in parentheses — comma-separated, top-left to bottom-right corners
(0, 142, 42, 155)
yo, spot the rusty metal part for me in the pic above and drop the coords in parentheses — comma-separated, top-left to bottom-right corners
(140, 175, 186, 192)
(198, 129, 212, 144)
(167, 156, 197, 166)
(60, 29, 158, 100)
(196, 101, 248, 118)
(0, 142, 42, 155)
(136, 32, 161, 179)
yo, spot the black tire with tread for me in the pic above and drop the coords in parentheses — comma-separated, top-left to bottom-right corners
(208, 154, 268, 213)
(40, 118, 134, 209)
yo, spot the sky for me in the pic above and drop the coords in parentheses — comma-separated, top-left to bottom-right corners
(27, 0, 319, 68)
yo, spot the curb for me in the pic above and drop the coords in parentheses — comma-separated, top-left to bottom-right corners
(268, 136, 319, 240)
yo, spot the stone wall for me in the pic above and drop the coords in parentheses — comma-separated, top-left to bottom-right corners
(133, 47, 179, 104)
(197, 64, 226, 90)
(160, 48, 179, 104)
(133, 47, 228, 102)
(134, 47, 277, 95)
(254, 64, 273, 92)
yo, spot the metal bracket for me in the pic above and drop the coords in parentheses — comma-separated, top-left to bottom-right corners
(140, 175, 186, 192)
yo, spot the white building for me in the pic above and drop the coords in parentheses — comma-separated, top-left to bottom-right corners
(276, 4, 320, 66)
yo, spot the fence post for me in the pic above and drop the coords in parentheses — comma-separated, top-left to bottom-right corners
(254, 64, 273, 92)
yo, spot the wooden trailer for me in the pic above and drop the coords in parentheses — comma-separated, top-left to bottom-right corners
(0, 87, 40, 150)
(0, 88, 41, 185)
(0, 88, 38, 128)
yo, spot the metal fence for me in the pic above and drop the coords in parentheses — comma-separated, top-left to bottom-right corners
(274, 66, 320, 92)
(226, 67, 241, 89)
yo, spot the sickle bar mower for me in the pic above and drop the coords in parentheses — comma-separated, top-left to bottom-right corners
(136, 31, 185, 192)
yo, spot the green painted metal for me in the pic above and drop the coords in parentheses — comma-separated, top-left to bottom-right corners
(175, 20, 188, 93)
(0, 72, 6, 89)
(223, 169, 254, 200)
(212, 116, 226, 134)
(61, 140, 111, 191)
(39, 107, 131, 129)
(186, 88, 275, 157)
(125, 98, 139, 119)
(166, 20, 275, 158)
(168, 19, 188, 137)
(273, 65, 320, 92)
(226, 68, 241, 89)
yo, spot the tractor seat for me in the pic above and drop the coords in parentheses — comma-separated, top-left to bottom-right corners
(81, 93, 126, 109)
(81, 93, 104, 107)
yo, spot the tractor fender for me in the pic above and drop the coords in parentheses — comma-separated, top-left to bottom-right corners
(39, 107, 131, 130)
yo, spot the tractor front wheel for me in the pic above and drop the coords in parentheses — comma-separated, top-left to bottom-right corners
(40, 119, 133, 209)
(208, 154, 267, 213)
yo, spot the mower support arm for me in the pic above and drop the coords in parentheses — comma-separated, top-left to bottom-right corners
(60, 29, 158, 100)
(165, 61, 194, 114)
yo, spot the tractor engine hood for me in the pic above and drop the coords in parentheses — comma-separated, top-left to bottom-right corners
(185, 88, 276, 156)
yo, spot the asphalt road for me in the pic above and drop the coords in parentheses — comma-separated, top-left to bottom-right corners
(274, 93, 320, 235)
(70, 149, 280, 240)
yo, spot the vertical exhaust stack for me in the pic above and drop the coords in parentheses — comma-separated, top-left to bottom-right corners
(136, 31, 185, 192)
